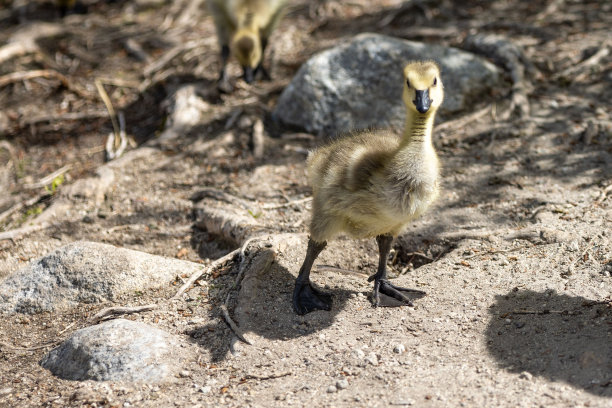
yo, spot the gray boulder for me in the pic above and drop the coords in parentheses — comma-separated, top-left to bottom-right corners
(0, 241, 202, 314)
(40, 319, 191, 382)
(274, 33, 502, 136)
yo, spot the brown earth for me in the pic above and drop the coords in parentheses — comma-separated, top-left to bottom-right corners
(0, 0, 611, 407)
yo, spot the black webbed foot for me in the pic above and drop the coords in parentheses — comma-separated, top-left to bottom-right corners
(369, 277, 426, 307)
(293, 282, 332, 315)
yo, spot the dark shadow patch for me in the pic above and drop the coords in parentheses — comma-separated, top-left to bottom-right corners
(394, 235, 456, 271)
(185, 252, 353, 362)
(486, 289, 612, 396)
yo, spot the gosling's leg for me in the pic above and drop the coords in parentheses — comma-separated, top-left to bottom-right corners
(293, 238, 331, 315)
(368, 234, 426, 307)
(217, 45, 233, 93)
(254, 38, 271, 81)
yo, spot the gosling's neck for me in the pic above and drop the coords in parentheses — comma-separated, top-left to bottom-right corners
(401, 109, 436, 148)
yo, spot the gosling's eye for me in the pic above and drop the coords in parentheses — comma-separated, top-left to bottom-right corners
(433, 77, 437, 86)
(406, 79, 411, 88)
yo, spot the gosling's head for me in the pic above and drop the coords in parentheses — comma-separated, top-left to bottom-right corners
(231, 30, 262, 83)
(402, 61, 444, 115)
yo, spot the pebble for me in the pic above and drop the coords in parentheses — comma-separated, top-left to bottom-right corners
(519, 371, 533, 381)
(393, 344, 406, 354)
(569, 240, 580, 252)
(365, 352, 379, 366)
(327, 385, 337, 393)
(179, 370, 190, 378)
(199, 386, 211, 394)
(336, 379, 349, 390)
(352, 349, 365, 359)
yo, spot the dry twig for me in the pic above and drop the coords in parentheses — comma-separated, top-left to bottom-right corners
(90, 304, 157, 323)
(220, 304, 252, 345)
(173, 249, 239, 298)
(0, 340, 59, 352)
(95, 78, 121, 150)
(0, 69, 86, 97)
(0, 195, 47, 224)
(242, 372, 291, 381)
(105, 111, 128, 160)
(262, 197, 312, 210)
(23, 164, 71, 190)
(20, 110, 109, 126)
(0, 223, 52, 242)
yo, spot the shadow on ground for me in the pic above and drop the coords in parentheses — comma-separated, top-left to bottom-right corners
(186, 255, 353, 362)
(486, 289, 612, 396)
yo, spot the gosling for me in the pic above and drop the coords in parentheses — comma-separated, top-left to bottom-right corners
(293, 60, 443, 315)
(207, 0, 288, 91)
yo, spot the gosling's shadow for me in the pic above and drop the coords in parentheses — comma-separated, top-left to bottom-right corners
(186, 248, 381, 362)
(486, 289, 612, 396)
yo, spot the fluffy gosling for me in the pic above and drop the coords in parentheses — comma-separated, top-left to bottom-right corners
(293, 60, 444, 315)
(207, 0, 288, 92)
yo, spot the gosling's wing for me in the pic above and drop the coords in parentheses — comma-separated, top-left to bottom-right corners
(307, 131, 399, 193)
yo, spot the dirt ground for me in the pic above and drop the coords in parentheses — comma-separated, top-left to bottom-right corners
(0, 0, 611, 407)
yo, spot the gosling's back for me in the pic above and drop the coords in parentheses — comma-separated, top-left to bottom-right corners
(209, 0, 287, 35)
(307, 130, 439, 242)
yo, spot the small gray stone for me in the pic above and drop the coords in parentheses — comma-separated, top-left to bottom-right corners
(365, 352, 379, 366)
(393, 344, 406, 354)
(40, 319, 191, 382)
(274, 33, 501, 136)
(336, 379, 349, 390)
(0, 241, 202, 314)
(519, 371, 533, 381)
(327, 385, 337, 393)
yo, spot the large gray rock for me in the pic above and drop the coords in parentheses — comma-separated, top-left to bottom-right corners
(40, 319, 191, 382)
(274, 33, 502, 136)
(0, 241, 202, 314)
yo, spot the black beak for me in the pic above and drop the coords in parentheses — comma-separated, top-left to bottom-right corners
(413, 89, 431, 114)
(243, 67, 254, 84)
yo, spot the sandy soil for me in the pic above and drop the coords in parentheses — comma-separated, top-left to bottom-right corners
(0, 0, 610, 407)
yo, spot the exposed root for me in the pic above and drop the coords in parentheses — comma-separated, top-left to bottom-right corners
(463, 34, 534, 119)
